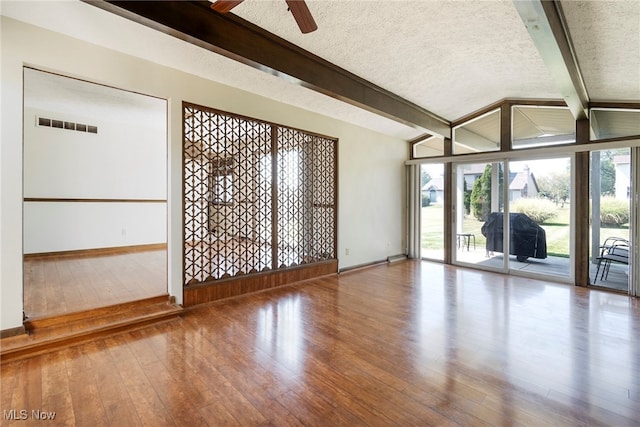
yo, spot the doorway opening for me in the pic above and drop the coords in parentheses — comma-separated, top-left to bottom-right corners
(22, 68, 168, 320)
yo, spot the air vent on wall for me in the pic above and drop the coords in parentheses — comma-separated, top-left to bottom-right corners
(37, 116, 98, 134)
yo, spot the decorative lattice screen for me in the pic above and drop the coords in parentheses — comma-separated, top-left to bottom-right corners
(183, 103, 337, 286)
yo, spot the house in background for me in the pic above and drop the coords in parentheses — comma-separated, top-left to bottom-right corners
(614, 154, 631, 199)
(460, 163, 486, 189)
(508, 165, 539, 201)
(429, 164, 539, 204)
(421, 175, 444, 204)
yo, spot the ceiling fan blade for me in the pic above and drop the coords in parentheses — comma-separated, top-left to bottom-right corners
(210, 0, 244, 13)
(285, 0, 317, 34)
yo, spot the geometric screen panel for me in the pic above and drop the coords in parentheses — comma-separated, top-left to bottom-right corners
(183, 102, 337, 286)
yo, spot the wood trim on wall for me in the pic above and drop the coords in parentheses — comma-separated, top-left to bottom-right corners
(588, 135, 640, 145)
(500, 103, 512, 152)
(574, 152, 590, 287)
(408, 133, 435, 160)
(24, 198, 167, 203)
(0, 325, 26, 339)
(574, 118, 591, 287)
(451, 100, 505, 129)
(443, 161, 453, 264)
(24, 243, 167, 259)
(443, 136, 452, 158)
(588, 101, 640, 110)
(451, 99, 568, 128)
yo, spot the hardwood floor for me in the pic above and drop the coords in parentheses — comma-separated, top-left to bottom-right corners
(3, 260, 640, 426)
(23, 248, 167, 319)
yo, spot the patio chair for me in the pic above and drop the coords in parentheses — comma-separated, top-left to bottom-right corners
(594, 237, 629, 283)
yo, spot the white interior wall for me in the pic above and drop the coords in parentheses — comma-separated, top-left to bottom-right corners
(0, 16, 407, 331)
(24, 202, 166, 254)
(23, 98, 167, 253)
(24, 106, 166, 199)
(340, 133, 407, 267)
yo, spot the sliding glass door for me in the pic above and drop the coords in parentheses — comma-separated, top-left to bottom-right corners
(590, 149, 631, 292)
(453, 161, 504, 268)
(420, 163, 445, 261)
(506, 157, 572, 280)
(453, 157, 574, 282)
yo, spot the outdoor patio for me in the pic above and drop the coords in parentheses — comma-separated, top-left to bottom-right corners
(422, 246, 629, 292)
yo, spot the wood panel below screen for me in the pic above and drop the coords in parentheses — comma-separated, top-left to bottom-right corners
(183, 260, 338, 306)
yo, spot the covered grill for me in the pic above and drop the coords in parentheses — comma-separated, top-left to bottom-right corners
(481, 212, 547, 261)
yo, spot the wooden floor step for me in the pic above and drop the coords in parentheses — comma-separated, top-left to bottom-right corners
(0, 298, 183, 363)
(23, 294, 172, 330)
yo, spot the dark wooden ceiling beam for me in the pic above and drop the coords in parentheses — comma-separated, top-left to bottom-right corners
(513, 0, 589, 120)
(83, 0, 451, 138)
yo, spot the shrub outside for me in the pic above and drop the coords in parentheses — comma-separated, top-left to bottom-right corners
(600, 196, 629, 227)
(510, 198, 558, 224)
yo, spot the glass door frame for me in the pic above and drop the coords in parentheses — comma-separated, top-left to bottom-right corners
(589, 145, 640, 295)
(408, 141, 638, 293)
(630, 147, 640, 296)
(450, 155, 576, 284)
(418, 162, 446, 262)
(451, 159, 508, 273)
(505, 155, 575, 284)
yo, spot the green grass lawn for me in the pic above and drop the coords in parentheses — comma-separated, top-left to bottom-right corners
(420, 204, 446, 248)
(537, 206, 570, 256)
(421, 203, 629, 257)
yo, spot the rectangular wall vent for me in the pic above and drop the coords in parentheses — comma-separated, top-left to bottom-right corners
(37, 116, 98, 134)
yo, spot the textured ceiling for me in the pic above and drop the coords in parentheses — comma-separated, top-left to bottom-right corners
(561, 0, 640, 101)
(2, 0, 421, 139)
(2, 0, 639, 140)
(231, 0, 560, 120)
